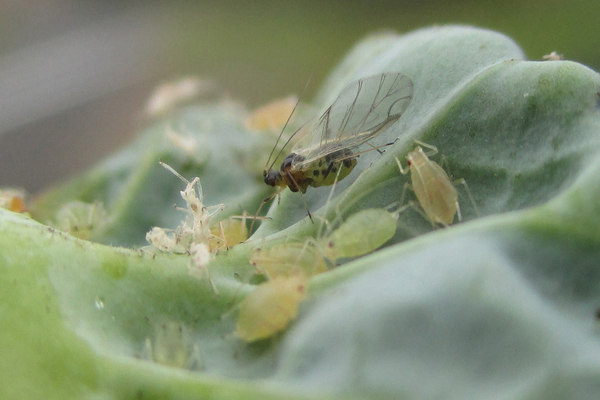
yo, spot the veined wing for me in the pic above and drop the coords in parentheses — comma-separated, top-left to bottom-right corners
(291, 72, 413, 168)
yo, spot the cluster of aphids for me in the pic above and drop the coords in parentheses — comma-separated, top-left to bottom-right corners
(233, 72, 481, 342)
(235, 207, 400, 342)
(144, 72, 480, 345)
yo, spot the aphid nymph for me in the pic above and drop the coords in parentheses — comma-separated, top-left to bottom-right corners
(250, 208, 399, 280)
(395, 140, 478, 226)
(234, 275, 307, 342)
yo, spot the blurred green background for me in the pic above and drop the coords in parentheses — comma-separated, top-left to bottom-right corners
(0, 0, 598, 192)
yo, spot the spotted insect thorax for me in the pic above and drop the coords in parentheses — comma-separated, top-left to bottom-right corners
(263, 72, 414, 195)
(264, 148, 358, 193)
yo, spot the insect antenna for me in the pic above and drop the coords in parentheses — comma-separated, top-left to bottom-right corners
(263, 77, 312, 173)
(159, 159, 190, 185)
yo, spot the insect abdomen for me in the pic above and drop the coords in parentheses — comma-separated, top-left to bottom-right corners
(235, 276, 307, 342)
(304, 149, 358, 189)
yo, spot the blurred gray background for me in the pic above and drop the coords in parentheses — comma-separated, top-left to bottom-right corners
(1, 0, 598, 192)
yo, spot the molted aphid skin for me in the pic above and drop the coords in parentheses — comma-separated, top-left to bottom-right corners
(146, 162, 226, 293)
(235, 275, 307, 342)
(146, 162, 225, 254)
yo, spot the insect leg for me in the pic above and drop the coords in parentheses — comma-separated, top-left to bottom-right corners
(399, 182, 413, 213)
(413, 139, 438, 157)
(395, 157, 410, 175)
(218, 221, 227, 248)
(365, 137, 399, 154)
(286, 173, 313, 223)
(250, 189, 280, 233)
(349, 140, 396, 158)
(452, 178, 481, 218)
(318, 166, 344, 239)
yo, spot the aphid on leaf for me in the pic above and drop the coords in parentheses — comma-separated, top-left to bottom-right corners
(250, 208, 398, 279)
(318, 208, 398, 261)
(263, 72, 413, 195)
(55, 201, 109, 240)
(0, 188, 27, 213)
(395, 140, 478, 226)
(542, 51, 563, 61)
(145, 77, 215, 117)
(142, 320, 200, 370)
(234, 275, 307, 342)
(209, 214, 250, 250)
(245, 95, 299, 133)
(250, 241, 328, 279)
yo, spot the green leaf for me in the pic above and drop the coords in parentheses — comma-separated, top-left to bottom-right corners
(3, 25, 600, 399)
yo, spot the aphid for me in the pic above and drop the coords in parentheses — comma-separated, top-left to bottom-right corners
(542, 51, 563, 61)
(263, 72, 413, 195)
(318, 208, 398, 260)
(145, 77, 215, 117)
(395, 140, 477, 226)
(55, 201, 109, 240)
(250, 241, 328, 279)
(142, 320, 200, 370)
(0, 188, 27, 213)
(165, 126, 198, 157)
(209, 214, 249, 250)
(235, 275, 307, 342)
(245, 95, 299, 133)
(250, 208, 398, 279)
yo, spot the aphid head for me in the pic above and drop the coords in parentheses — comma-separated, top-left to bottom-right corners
(406, 146, 425, 167)
(263, 169, 282, 187)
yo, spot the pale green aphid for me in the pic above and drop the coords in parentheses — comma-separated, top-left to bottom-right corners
(250, 241, 328, 279)
(240, 209, 397, 341)
(142, 320, 200, 370)
(318, 208, 399, 260)
(54, 201, 110, 240)
(395, 140, 478, 226)
(235, 275, 307, 342)
(250, 208, 398, 279)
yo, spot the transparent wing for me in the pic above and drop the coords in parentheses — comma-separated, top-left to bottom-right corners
(291, 72, 413, 167)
